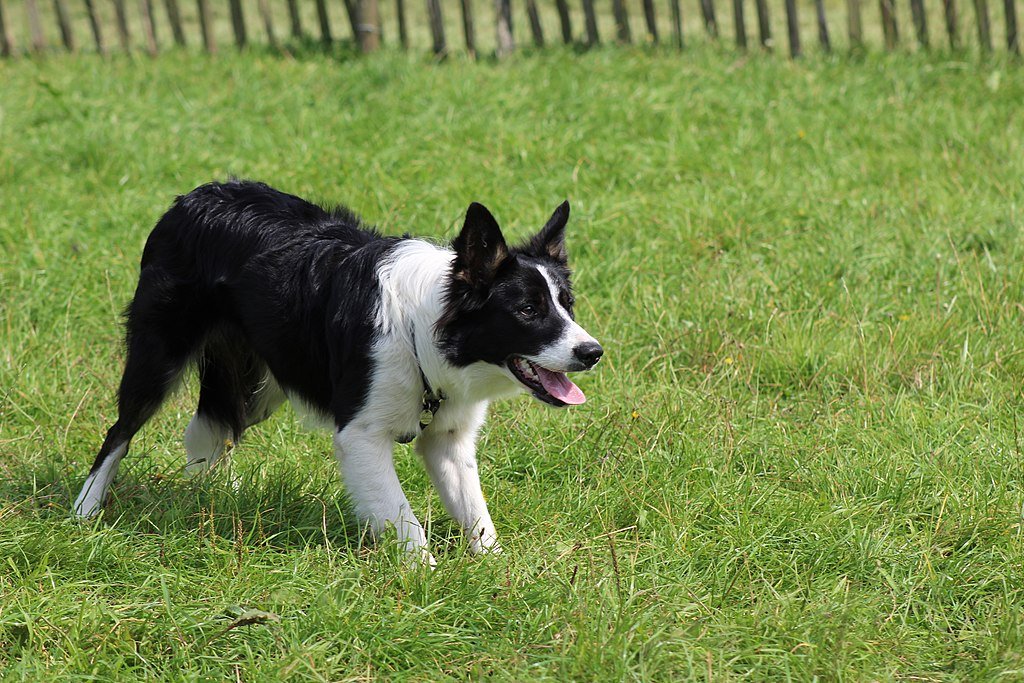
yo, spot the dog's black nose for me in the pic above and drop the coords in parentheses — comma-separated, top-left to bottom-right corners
(574, 341, 604, 368)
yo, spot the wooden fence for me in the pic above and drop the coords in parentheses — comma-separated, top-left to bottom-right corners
(0, 0, 1018, 59)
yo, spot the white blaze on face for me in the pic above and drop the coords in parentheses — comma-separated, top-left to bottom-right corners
(531, 265, 599, 371)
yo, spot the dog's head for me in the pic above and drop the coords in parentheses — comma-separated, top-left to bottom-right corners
(437, 201, 602, 407)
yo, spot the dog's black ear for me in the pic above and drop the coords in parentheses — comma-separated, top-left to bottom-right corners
(452, 202, 510, 288)
(525, 200, 570, 264)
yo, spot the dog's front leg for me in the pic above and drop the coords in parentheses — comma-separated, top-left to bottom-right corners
(416, 423, 500, 555)
(334, 425, 433, 565)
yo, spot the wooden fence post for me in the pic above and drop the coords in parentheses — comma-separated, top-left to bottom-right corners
(357, 0, 380, 51)
(197, 0, 216, 52)
(612, 0, 632, 43)
(427, 0, 447, 57)
(1006, 0, 1020, 53)
(909, 0, 928, 47)
(258, 0, 277, 48)
(164, 0, 187, 46)
(582, 0, 599, 45)
(670, 0, 684, 48)
(973, 0, 992, 51)
(26, 0, 46, 53)
(495, 0, 513, 56)
(53, 0, 76, 52)
(84, 0, 106, 54)
(0, 0, 14, 57)
(316, 0, 332, 44)
(879, 0, 899, 49)
(113, 0, 132, 51)
(460, 0, 475, 56)
(847, 0, 863, 47)
(699, 0, 719, 39)
(754, 0, 771, 48)
(526, 0, 544, 46)
(942, 0, 959, 48)
(229, 0, 247, 47)
(396, 0, 408, 48)
(555, 0, 572, 43)
(642, 0, 659, 42)
(733, 0, 747, 48)
(815, 0, 831, 50)
(286, 0, 302, 38)
(784, 0, 800, 56)
(343, 0, 360, 42)
(139, 0, 159, 55)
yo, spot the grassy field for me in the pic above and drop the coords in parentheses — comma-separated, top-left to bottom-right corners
(2, 44, 1024, 680)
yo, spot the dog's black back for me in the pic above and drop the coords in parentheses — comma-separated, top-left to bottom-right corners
(111, 182, 394, 453)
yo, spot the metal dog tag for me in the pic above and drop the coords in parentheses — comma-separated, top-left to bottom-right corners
(419, 409, 434, 427)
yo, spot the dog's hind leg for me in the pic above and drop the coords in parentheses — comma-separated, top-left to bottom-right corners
(74, 329, 192, 518)
(184, 343, 246, 474)
(75, 268, 209, 518)
(185, 340, 285, 474)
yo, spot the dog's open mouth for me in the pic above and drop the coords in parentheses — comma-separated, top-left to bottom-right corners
(508, 357, 586, 407)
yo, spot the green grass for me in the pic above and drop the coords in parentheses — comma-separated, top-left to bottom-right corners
(2, 45, 1024, 680)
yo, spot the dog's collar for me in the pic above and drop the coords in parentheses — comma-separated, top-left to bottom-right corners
(412, 330, 445, 431)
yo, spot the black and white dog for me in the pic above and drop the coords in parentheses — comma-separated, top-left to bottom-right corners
(74, 181, 602, 562)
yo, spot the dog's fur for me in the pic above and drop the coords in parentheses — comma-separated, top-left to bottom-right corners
(73, 181, 602, 561)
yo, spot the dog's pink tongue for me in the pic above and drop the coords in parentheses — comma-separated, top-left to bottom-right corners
(536, 367, 586, 405)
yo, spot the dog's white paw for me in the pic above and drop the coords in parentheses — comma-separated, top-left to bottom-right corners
(469, 528, 502, 556)
(72, 452, 124, 520)
(401, 545, 437, 570)
(184, 415, 231, 474)
(72, 496, 104, 520)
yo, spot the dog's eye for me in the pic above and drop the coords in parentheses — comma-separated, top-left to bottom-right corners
(519, 304, 538, 318)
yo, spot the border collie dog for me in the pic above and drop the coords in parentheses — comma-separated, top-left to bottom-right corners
(74, 181, 602, 562)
